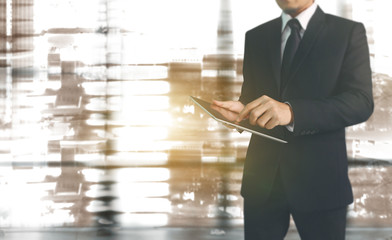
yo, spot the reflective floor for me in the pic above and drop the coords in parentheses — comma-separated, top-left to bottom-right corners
(1, 227, 392, 240)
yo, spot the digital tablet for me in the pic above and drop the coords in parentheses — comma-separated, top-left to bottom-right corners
(190, 96, 288, 144)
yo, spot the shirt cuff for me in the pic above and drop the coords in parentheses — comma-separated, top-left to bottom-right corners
(285, 102, 294, 132)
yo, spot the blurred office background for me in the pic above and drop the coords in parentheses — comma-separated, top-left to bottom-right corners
(0, 0, 391, 239)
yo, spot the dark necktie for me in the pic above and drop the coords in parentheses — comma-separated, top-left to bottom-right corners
(281, 19, 301, 93)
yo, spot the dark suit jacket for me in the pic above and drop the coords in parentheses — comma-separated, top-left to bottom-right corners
(239, 7, 374, 211)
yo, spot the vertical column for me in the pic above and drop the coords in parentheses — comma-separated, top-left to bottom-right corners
(0, 0, 7, 67)
(11, 0, 34, 69)
(94, 0, 120, 234)
(9, 0, 37, 165)
(216, 0, 234, 54)
(0, 0, 9, 125)
(202, 0, 237, 97)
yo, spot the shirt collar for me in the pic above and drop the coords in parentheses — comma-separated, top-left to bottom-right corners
(281, 1, 318, 32)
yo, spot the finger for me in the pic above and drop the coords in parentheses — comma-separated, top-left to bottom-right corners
(249, 108, 261, 125)
(255, 109, 273, 127)
(236, 99, 257, 122)
(212, 100, 225, 106)
(212, 100, 236, 109)
(212, 100, 234, 110)
(212, 100, 225, 107)
(215, 100, 245, 114)
(237, 103, 255, 122)
(264, 117, 279, 130)
(237, 96, 268, 122)
(228, 101, 245, 113)
(211, 104, 228, 115)
(248, 104, 270, 125)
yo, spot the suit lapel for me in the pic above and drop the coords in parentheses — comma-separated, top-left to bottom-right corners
(282, 7, 326, 95)
(268, 18, 283, 93)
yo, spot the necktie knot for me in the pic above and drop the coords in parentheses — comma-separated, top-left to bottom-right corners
(287, 19, 301, 33)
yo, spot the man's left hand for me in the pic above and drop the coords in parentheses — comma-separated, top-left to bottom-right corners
(236, 95, 293, 130)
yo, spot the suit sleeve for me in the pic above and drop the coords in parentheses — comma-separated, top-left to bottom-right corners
(239, 32, 255, 105)
(289, 23, 374, 136)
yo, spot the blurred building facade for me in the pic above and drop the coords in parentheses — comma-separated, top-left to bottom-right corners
(0, 0, 391, 232)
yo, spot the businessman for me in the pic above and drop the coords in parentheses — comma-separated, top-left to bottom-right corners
(213, 0, 373, 239)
